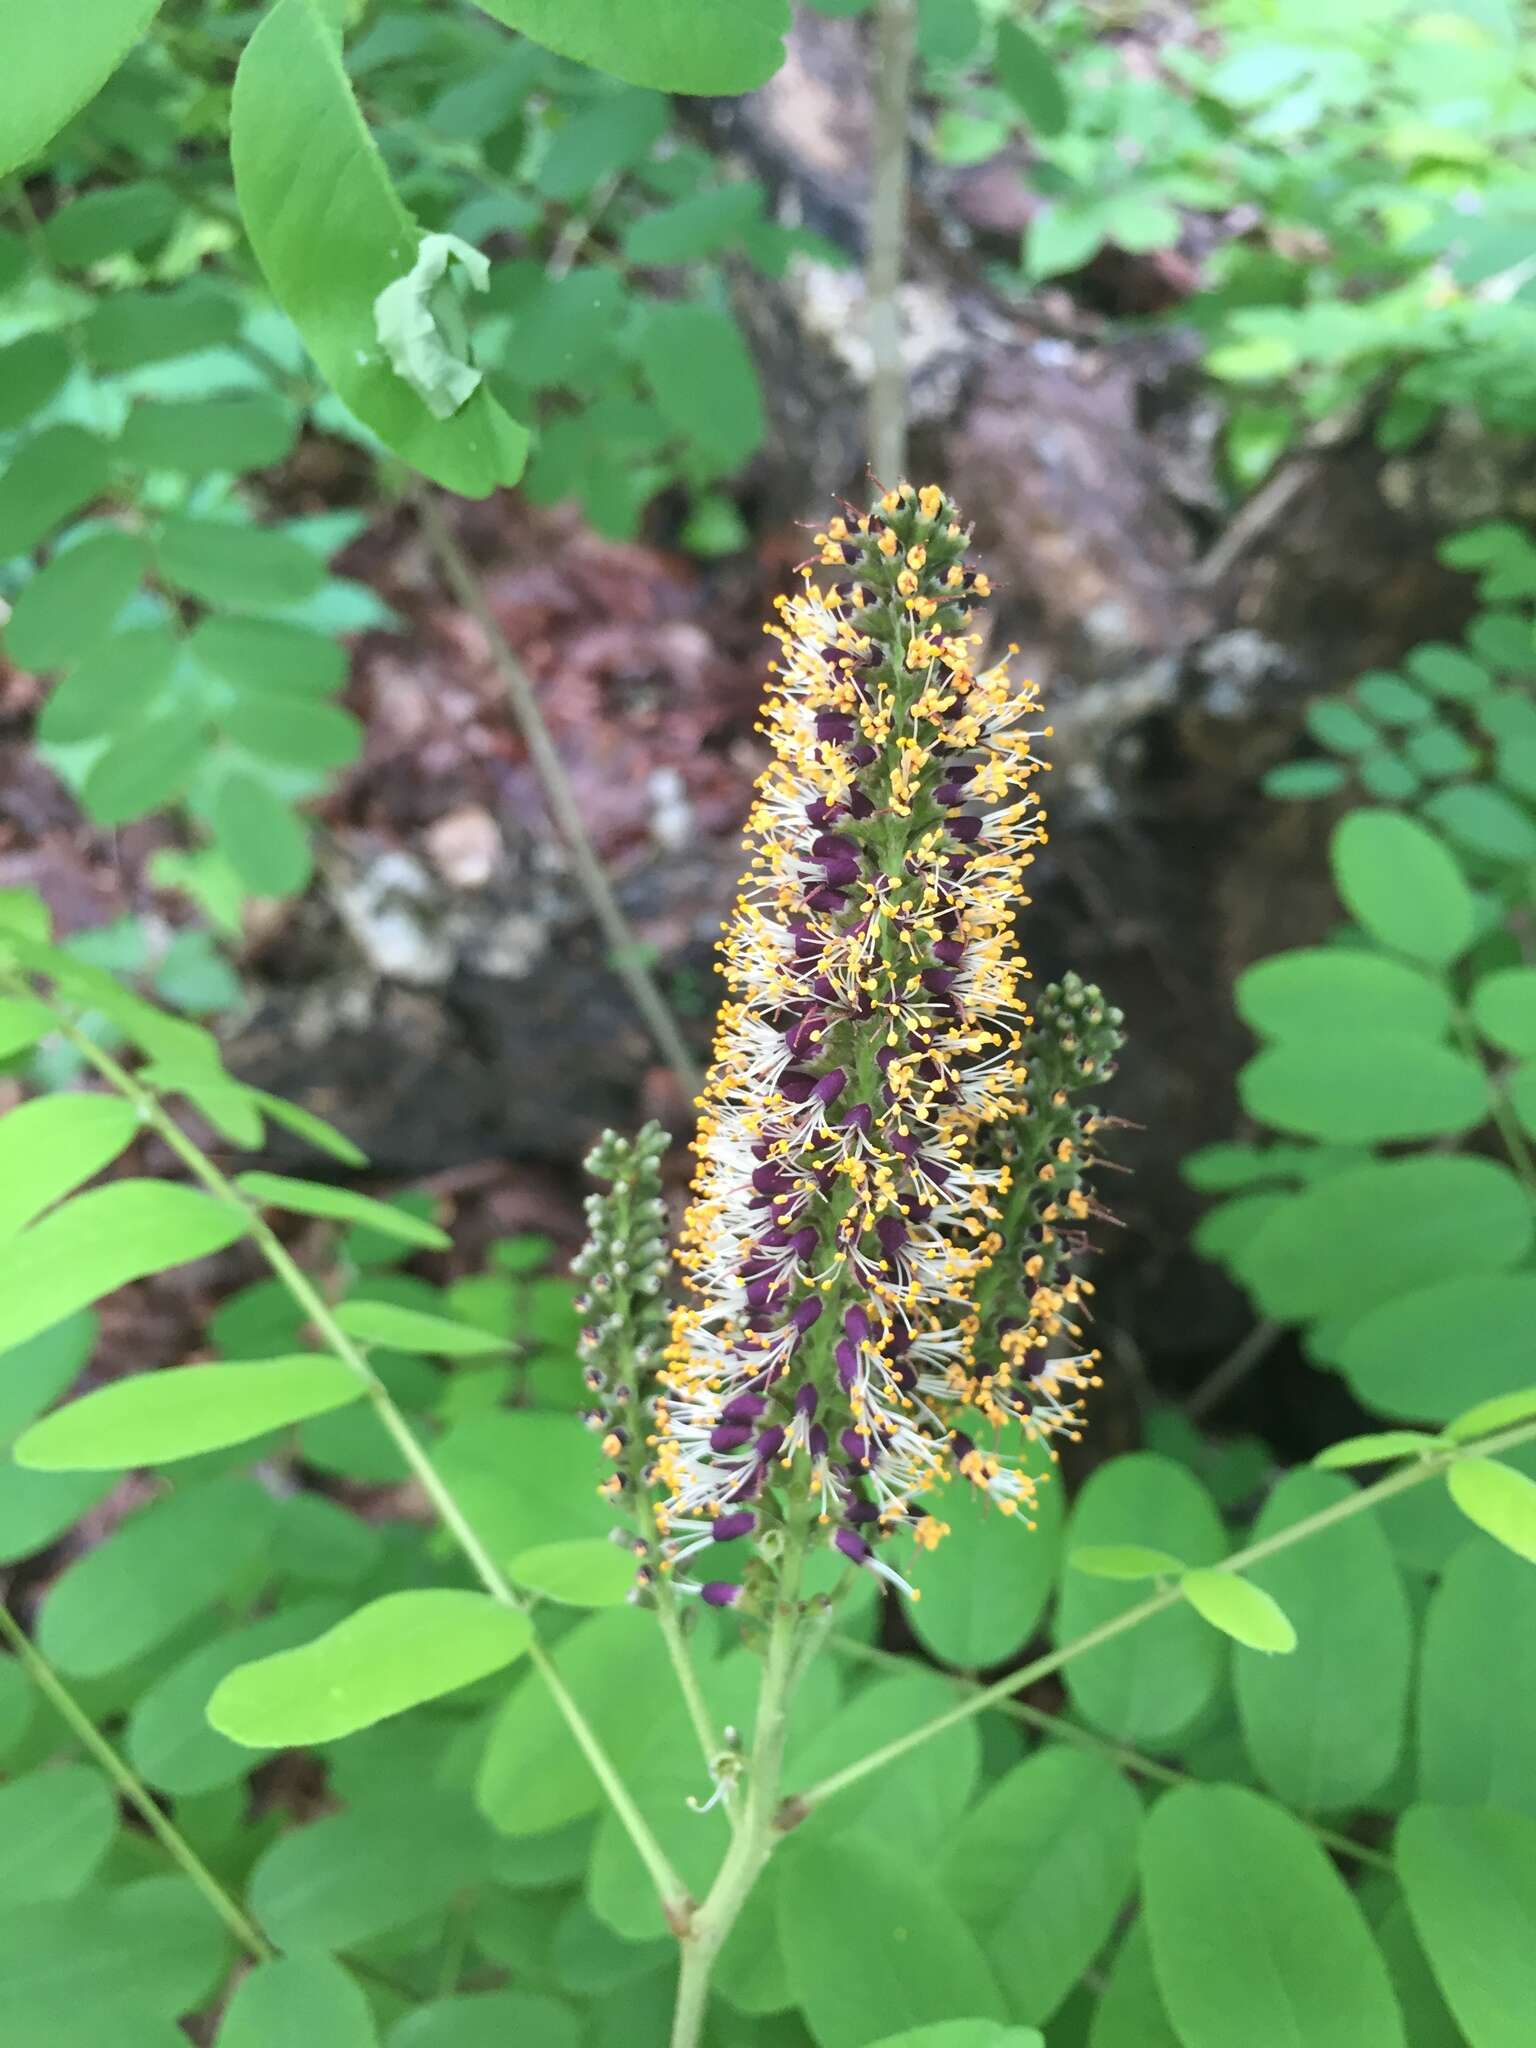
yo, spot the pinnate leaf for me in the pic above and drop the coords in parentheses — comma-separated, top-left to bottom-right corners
(1446, 1457, 1536, 1563)
(216, 1955, 379, 2048)
(468, 0, 789, 93)
(336, 1298, 512, 1356)
(0, 0, 165, 179)
(507, 1540, 636, 1607)
(15, 1357, 361, 1470)
(1143, 1784, 1405, 2048)
(209, 1590, 533, 1745)
(231, 0, 526, 495)
(0, 1182, 248, 1355)
(1330, 809, 1475, 966)
(1069, 1544, 1185, 1580)
(1397, 1804, 1536, 2048)
(236, 1173, 448, 1249)
(1180, 1567, 1297, 1653)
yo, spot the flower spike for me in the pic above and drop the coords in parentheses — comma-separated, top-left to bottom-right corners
(573, 1121, 673, 1593)
(655, 482, 1123, 1600)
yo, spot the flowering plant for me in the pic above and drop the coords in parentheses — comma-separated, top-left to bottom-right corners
(4, 487, 1533, 2048)
(578, 482, 1125, 2037)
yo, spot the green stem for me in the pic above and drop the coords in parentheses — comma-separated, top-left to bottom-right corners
(827, 1633, 1392, 1872)
(867, 0, 916, 483)
(1182, 1318, 1281, 1423)
(414, 490, 704, 1105)
(1455, 1009, 1536, 1195)
(654, 1583, 731, 1822)
(24, 1004, 691, 1923)
(669, 1529, 810, 2048)
(0, 1603, 273, 1961)
(793, 1415, 1536, 1813)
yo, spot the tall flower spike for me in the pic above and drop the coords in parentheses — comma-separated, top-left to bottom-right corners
(969, 973, 1126, 1453)
(659, 482, 1122, 1603)
(574, 1122, 672, 1596)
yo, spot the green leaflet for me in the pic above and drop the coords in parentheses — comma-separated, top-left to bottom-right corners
(15, 1357, 363, 1470)
(945, 1747, 1142, 2025)
(37, 1477, 279, 1678)
(216, 1956, 379, 2048)
(1180, 1567, 1297, 1655)
(0, 1, 165, 178)
(780, 1833, 1007, 2048)
(467, 0, 790, 94)
(1234, 1470, 1412, 1811)
(230, 0, 527, 494)
(1054, 1454, 1226, 1746)
(1143, 1784, 1404, 2048)
(1419, 1538, 1536, 1818)
(208, 1590, 533, 1746)
(1397, 1805, 1536, 2048)
(0, 1182, 249, 1357)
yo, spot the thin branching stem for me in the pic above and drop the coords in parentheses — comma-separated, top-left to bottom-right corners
(0, 1602, 275, 1961)
(15, 995, 692, 1923)
(668, 1522, 812, 2048)
(792, 1413, 1536, 1812)
(867, 0, 917, 484)
(827, 1633, 1394, 1872)
(1454, 1008, 1536, 1195)
(1183, 1317, 1282, 1422)
(414, 488, 704, 1104)
(653, 1583, 732, 1825)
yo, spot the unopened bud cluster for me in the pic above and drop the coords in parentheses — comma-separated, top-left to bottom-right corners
(572, 1122, 671, 1588)
(967, 973, 1126, 1455)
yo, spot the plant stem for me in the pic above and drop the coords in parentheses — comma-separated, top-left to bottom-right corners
(867, 0, 916, 484)
(669, 1529, 810, 2048)
(793, 1413, 1536, 1812)
(1183, 1318, 1281, 1422)
(24, 1003, 691, 1923)
(654, 1582, 730, 1819)
(414, 488, 703, 1105)
(1455, 1010, 1536, 1195)
(0, 1602, 274, 1961)
(827, 1633, 1393, 1872)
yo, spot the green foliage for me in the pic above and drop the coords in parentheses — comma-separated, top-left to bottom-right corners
(780, 1837, 1006, 2046)
(1, 0, 792, 1005)
(217, 1955, 381, 2048)
(1, 7, 1534, 2046)
(1178, 1566, 1297, 1655)
(471, 0, 790, 95)
(208, 1591, 534, 1746)
(1054, 1454, 1225, 1746)
(1397, 1804, 1536, 2048)
(233, 0, 528, 494)
(0, 871, 1533, 2047)
(944, 1747, 1141, 2025)
(14, 1357, 362, 1469)
(1142, 1785, 1405, 2048)
(1234, 1470, 1411, 1810)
